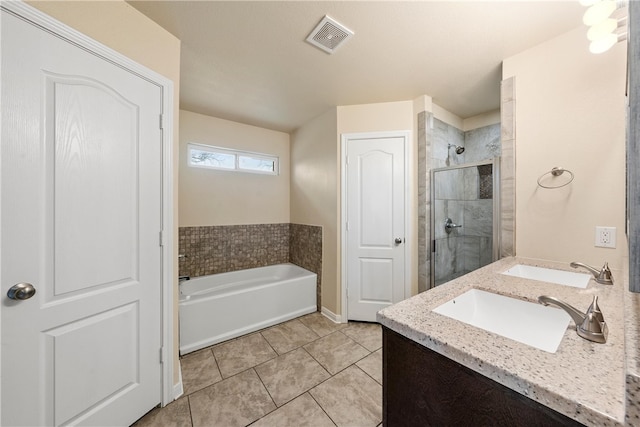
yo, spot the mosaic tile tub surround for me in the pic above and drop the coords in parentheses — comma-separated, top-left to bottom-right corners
(178, 224, 289, 276)
(179, 223, 322, 309)
(290, 224, 323, 311)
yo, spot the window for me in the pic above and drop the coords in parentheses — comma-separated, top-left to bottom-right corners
(188, 143, 279, 175)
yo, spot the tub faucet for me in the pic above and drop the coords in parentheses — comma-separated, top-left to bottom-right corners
(570, 261, 613, 285)
(538, 295, 608, 344)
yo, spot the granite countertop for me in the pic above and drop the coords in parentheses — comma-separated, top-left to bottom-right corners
(624, 283, 640, 425)
(377, 256, 626, 426)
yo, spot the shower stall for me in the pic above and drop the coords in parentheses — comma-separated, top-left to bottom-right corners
(430, 158, 500, 286)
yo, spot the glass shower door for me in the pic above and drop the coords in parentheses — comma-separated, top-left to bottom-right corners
(430, 159, 499, 287)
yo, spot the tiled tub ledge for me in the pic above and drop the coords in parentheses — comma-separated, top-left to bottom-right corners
(378, 256, 626, 426)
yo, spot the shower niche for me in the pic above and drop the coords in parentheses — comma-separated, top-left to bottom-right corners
(430, 159, 500, 286)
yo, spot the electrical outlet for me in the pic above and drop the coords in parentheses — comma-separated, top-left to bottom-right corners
(595, 226, 616, 248)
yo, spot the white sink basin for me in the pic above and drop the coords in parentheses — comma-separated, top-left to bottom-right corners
(501, 264, 591, 289)
(433, 289, 570, 353)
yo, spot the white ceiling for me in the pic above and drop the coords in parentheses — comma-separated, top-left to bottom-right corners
(128, 1, 585, 133)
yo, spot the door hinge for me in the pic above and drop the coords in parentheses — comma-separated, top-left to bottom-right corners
(432, 239, 436, 253)
(159, 231, 164, 247)
(346, 222, 350, 231)
(159, 114, 164, 130)
(159, 347, 164, 364)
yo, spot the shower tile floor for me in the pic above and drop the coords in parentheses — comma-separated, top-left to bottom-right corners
(133, 312, 383, 427)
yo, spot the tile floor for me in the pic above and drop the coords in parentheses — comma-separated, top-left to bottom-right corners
(133, 312, 383, 427)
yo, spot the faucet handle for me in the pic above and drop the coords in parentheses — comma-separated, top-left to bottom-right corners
(585, 295, 605, 323)
(577, 296, 608, 343)
(581, 312, 608, 334)
(598, 262, 613, 285)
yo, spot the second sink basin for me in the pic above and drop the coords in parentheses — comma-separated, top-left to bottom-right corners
(433, 289, 571, 353)
(501, 264, 591, 288)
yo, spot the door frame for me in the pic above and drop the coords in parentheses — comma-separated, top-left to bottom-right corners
(340, 131, 413, 323)
(0, 0, 176, 413)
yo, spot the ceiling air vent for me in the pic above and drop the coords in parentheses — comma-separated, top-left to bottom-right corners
(305, 15, 354, 54)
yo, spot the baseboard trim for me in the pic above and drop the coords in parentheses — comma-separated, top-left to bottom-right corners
(321, 306, 344, 323)
(173, 365, 184, 401)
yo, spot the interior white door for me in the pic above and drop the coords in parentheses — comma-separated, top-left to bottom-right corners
(346, 134, 406, 321)
(1, 9, 163, 426)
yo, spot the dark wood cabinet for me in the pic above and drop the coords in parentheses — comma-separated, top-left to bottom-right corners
(382, 327, 584, 426)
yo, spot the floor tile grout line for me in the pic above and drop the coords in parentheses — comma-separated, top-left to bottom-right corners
(177, 313, 381, 425)
(252, 364, 279, 414)
(307, 390, 339, 427)
(253, 346, 332, 409)
(259, 330, 280, 356)
(252, 342, 357, 416)
(301, 346, 367, 393)
(309, 363, 383, 427)
(186, 395, 194, 427)
(181, 335, 378, 397)
(300, 346, 335, 377)
(353, 363, 382, 387)
(180, 348, 223, 397)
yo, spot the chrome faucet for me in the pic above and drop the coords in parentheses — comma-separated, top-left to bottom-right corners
(570, 261, 613, 285)
(538, 295, 608, 344)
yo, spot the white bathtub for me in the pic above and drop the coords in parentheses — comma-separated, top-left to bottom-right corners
(179, 263, 317, 354)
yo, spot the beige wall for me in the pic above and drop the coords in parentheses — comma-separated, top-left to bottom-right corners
(432, 103, 464, 129)
(179, 110, 290, 226)
(290, 108, 339, 312)
(291, 101, 418, 316)
(503, 26, 627, 270)
(463, 109, 501, 131)
(28, 0, 183, 386)
(337, 101, 415, 135)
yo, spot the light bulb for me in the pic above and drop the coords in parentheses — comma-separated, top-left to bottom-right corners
(589, 33, 618, 53)
(583, 0, 616, 26)
(587, 18, 617, 41)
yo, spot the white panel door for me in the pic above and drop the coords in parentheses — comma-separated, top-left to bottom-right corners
(1, 9, 163, 426)
(346, 135, 406, 321)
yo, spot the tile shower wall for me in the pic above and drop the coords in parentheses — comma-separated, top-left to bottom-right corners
(179, 223, 323, 308)
(500, 77, 516, 257)
(417, 111, 431, 293)
(418, 114, 501, 291)
(433, 166, 494, 285)
(464, 124, 501, 163)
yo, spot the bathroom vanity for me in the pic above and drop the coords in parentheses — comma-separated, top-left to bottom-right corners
(383, 328, 582, 426)
(377, 257, 628, 426)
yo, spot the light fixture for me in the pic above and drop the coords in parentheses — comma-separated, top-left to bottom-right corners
(583, 0, 616, 26)
(589, 33, 619, 53)
(587, 18, 617, 40)
(581, 0, 628, 54)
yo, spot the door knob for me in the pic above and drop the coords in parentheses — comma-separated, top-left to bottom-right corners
(395, 238, 404, 245)
(7, 283, 36, 300)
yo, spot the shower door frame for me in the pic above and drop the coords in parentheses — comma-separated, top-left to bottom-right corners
(429, 157, 501, 288)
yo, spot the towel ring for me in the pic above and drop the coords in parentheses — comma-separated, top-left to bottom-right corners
(537, 167, 574, 189)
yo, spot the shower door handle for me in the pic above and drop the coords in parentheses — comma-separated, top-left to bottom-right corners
(445, 218, 462, 233)
(394, 238, 404, 245)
